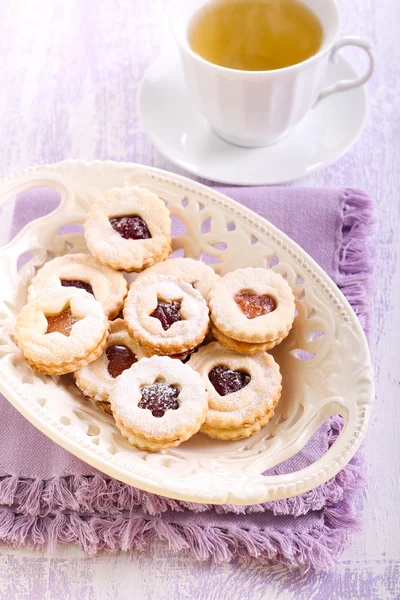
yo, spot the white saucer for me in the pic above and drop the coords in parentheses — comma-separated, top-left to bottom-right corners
(138, 53, 368, 185)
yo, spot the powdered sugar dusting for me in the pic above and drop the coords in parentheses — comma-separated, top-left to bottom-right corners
(74, 318, 148, 402)
(124, 275, 209, 354)
(45, 308, 78, 336)
(109, 215, 151, 240)
(135, 257, 219, 299)
(208, 365, 251, 396)
(110, 355, 207, 441)
(84, 187, 171, 272)
(16, 288, 108, 367)
(28, 253, 127, 319)
(209, 267, 295, 343)
(150, 300, 182, 330)
(188, 342, 282, 429)
(234, 290, 276, 319)
(138, 382, 180, 417)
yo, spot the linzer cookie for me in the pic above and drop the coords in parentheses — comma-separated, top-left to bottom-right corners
(188, 342, 282, 440)
(28, 253, 127, 319)
(15, 288, 109, 375)
(208, 267, 295, 352)
(124, 274, 209, 357)
(109, 356, 208, 451)
(84, 186, 171, 272)
(210, 323, 285, 354)
(74, 319, 149, 410)
(135, 257, 219, 300)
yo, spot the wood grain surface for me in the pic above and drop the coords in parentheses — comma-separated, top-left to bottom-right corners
(0, 0, 399, 598)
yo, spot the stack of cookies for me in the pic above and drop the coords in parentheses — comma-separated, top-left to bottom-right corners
(15, 185, 297, 452)
(208, 268, 296, 354)
(15, 288, 110, 375)
(188, 343, 282, 440)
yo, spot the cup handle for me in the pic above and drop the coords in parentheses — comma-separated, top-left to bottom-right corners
(316, 36, 374, 104)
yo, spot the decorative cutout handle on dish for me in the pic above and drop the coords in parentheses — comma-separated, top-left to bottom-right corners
(0, 173, 75, 248)
(249, 396, 368, 502)
(247, 397, 370, 500)
(317, 37, 374, 103)
(0, 172, 71, 208)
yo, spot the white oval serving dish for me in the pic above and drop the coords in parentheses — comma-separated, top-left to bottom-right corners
(0, 160, 373, 505)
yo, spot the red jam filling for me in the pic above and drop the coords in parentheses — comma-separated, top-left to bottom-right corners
(150, 301, 182, 331)
(208, 365, 251, 396)
(109, 215, 151, 240)
(46, 308, 78, 337)
(234, 290, 277, 319)
(138, 382, 180, 418)
(61, 279, 94, 296)
(106, 344, 137, 378)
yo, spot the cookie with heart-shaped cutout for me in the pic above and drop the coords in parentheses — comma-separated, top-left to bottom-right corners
(208, 267, 295, 351)
(188, 342, 282, 440)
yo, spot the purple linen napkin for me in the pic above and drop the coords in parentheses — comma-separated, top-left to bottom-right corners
(0, 185, 373, 571)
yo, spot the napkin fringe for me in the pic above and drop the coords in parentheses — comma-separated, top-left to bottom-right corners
(0, 416, 364, 570)
(336, 188, 374, 335)
(0, 417, 364, 520)
(0, 497, 361, 571)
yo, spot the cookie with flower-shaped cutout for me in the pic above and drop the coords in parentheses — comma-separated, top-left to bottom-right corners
(124, 275, 209, 357)
(74, 319, 150, 410)
(28, 253, 127, 319)
(188, 342, 282, 440)
(135, 257, 219, 300)
(208, 267, 295, 351)
(15, 288, 109, 375)
(84, 186, 171, 272)
(109, 356, 208, 451)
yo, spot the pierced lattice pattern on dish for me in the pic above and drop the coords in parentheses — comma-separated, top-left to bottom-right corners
(0, 161, 373, 504)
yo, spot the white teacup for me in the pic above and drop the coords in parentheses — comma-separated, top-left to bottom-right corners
(169, 0, 374, 148)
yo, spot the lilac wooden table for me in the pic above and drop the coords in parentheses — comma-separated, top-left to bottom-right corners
(0, 1, 399, 598)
